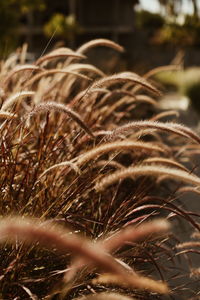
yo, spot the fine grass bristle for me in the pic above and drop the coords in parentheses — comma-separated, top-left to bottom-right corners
(108, 120, 200, 144)
(25, 69, 91, 87)
(91, 72, 161, 96)
(135, 94, 159, 106)
(35, 47, 85, 65)
(101, 219, 170, 252)
(92, 273, 169, 294)
(39, 161, 81, 180)
(0, 217, 170, 294)
(77, 38, 124, 54)
(142, 157, 189, 172)
(26, 101, 95, 138)
(2, 91, 35, 110)
(95, 165, 200, 191)
(150, 110, 179, 121)
(65, 63, 105, 77)
(73, 140, 165, 165)
(3, 64, 41, 86)
(75, 293, 135, 300)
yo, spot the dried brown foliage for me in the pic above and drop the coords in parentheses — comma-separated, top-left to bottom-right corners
(0, 39, 199, 299)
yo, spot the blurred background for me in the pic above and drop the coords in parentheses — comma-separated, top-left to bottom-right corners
(1, 0, 199, 70)
(2, 0, 200, 119)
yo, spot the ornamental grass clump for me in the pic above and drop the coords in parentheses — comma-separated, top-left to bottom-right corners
(0, 39, 200, 299)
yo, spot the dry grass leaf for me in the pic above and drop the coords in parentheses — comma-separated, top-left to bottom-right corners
(97, 89, 136, 108)
(39, 161, 81, 180)
(18, 284, 38, 300)
(71, 87, 109, 107)
(178, 186, 200, 195)
(94, 160, 125, 170)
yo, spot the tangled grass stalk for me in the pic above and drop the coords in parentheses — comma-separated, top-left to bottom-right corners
(0, 39, 200, 299)
(0, 217, 169, 294)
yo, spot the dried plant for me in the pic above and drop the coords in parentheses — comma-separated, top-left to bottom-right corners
(0, 39, 199, 299)
(76, 38, 124, 54)
(75, 292, 134, 300)
(108, 120, 200, 144)
(0, 217, 169, 295)
(25, 101, 95, 138)
(35, 47, 85, 65)
(95, 165, 200, 192)
(2, 91, 35, 110)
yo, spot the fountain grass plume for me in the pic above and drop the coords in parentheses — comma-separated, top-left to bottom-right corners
(95, 165, 200, 192)
(26, 101, 95, 138)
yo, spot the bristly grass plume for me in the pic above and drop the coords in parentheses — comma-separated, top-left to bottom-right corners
(0, 38, 200, 299)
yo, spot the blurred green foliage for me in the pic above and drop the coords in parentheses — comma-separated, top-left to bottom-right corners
(44, 13, 82, 42)
(0, 0, 82, 56)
